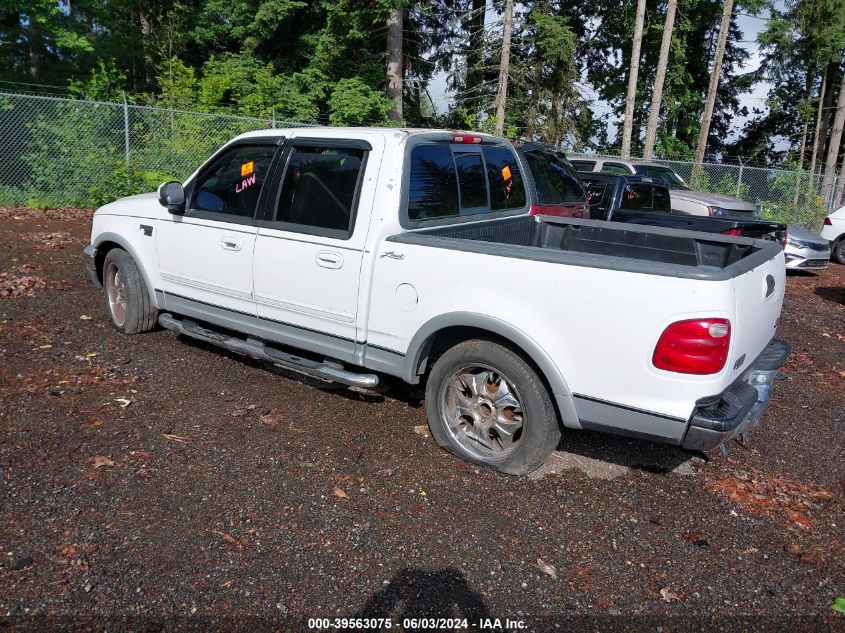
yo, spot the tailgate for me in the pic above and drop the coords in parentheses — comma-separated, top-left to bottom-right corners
(728, 248, 785, 380)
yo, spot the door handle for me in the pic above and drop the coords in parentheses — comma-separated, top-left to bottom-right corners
(221, 236, 242, 251)
(316, 251, 344, 269)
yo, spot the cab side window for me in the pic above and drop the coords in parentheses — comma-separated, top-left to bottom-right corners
(191, 145, 277, 218)
(274, 144, 367, 238)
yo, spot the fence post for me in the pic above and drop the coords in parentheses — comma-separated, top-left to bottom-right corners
(736, 156, 744, 199)
(122, 91, 130, 168)
(271, 107, 276, 129)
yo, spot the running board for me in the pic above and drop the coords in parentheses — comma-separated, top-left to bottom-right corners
(158, 313, 379, 389)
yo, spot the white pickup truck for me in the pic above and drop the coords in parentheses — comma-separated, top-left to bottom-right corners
(84, 128, 789, 475)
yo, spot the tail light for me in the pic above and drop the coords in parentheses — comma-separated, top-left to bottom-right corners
(824, 217, 833, 226)
(720, 228, 741, 237)
(451, 133, 482, 144)
(652, 318, 731, 375)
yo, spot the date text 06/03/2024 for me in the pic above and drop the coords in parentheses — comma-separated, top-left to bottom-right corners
(306, 617, 527, 630)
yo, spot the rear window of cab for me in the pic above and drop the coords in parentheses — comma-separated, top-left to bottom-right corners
(407, 144, 527, 222)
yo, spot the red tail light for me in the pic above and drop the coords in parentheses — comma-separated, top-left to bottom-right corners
(451, 133, 482, 144)
(720, 228, 741, 236)
(652, 318, 731, 375)
(824, 217, 833, 226)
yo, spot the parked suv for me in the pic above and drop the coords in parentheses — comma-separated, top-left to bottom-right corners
(569, 157, 757, 217)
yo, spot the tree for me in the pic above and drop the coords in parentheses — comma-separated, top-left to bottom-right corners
(694, 0, 735, 165)
(620, 0, 646, 158)
(494, 0, 514, 136)
(386, 5, 403, 121)
(643, 0, 678, 159)
(822, 69, 845, 206)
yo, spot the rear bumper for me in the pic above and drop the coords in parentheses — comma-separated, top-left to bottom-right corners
(681, 338, 790, 451)
(83, 245, 101, 287)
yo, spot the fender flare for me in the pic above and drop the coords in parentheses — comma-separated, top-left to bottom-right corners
(93, 232, 160, 307)
(402, 312, 581, 429)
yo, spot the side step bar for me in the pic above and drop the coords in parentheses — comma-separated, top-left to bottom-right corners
(158, 313, 379, 389)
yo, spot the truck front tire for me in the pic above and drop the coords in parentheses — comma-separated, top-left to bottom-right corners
(425, 339, 561, 475)
(102, 248, 158, 334)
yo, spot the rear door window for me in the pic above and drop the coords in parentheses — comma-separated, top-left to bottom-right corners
(522, 150, 585, 205)
(273, 143, 367, 238)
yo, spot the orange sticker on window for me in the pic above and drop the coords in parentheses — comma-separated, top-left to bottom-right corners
(241, 161, 254, 177)
(501, 165, 512, 181)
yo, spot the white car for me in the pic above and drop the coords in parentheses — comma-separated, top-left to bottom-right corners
(83, 128, 789, 475)
(570, 157, 757, 217)
(821, 205, 845, 264)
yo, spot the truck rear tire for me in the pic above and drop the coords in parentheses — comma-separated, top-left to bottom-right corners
(425, 339, 561, 475)
(102, 248, 158, 334)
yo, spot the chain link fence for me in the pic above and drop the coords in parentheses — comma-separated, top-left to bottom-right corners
(570, 154, 842, 232)
(0, 91, 308, 208)
(0, 91, 841, 231)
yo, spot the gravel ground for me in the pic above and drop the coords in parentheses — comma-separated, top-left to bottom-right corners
(0, 208, 843, 632)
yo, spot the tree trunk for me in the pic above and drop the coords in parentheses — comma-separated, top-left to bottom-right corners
(621, 0, 647, 158)
(27, 16, 40, 80)
(139, 9, 154, 90)
(494, 0, 514, 137)
(822, 72, 845, 207)
(386, 7, 404, 122)
(643, 0, 677, 160)
(797, 70, 813, 169)
(835, 149, 845, 207)
(693, 0, 734, 165)
(810, 70, 828, 176)
(464, 0, 486, 117)
(819, 62, 839, 169)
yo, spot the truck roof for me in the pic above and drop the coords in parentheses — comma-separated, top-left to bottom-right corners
(235, 127, 504, 143)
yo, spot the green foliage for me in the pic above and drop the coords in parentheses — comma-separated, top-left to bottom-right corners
(758, 169, 830, 230)
(69, 59, 127, 102)
(328, 78, 393, 126)
(831, 597, 845, 614)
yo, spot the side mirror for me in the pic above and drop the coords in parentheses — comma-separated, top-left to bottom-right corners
(158, 181, 186, 214)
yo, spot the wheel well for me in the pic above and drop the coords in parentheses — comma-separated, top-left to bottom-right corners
(418, 326, 562, 419)
(93, 241, 122, 285)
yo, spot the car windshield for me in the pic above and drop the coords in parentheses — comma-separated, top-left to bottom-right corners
(634, 165, 690, 190)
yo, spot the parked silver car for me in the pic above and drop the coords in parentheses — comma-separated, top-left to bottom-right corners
(784, 225, 830, 270)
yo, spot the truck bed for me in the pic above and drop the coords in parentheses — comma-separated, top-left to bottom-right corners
(389, 215, 782, 281)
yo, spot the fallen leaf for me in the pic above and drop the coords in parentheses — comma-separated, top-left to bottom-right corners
(333, 486, 349, 500)
(534, 558, 557, 579)
(58, 544, 77, 557)
(784, 543, 802, 556)
(38, 344, 52, 350)
(413, 424, 430, 437)
(91, 455, 115, 469)
(162, 433, 190, 443)
(80, 315, 92, 321)
(839, 370, 845, 378)
(660, 587, 681, 602)
(831, 597, 845, 614)
(115, 398, 131, 408)
(259, 408, 283, 425)
(209, 530, 243, 551)
(301, 462, 317, 468)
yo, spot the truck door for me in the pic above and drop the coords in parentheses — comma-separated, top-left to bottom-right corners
(156, 140, 279, 322)
(252, 136, 380, 359)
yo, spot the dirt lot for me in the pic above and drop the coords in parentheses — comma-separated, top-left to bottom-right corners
(0, 208, 843, 632)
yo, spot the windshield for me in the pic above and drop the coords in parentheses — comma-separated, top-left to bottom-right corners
(634, 165, 690, 190)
